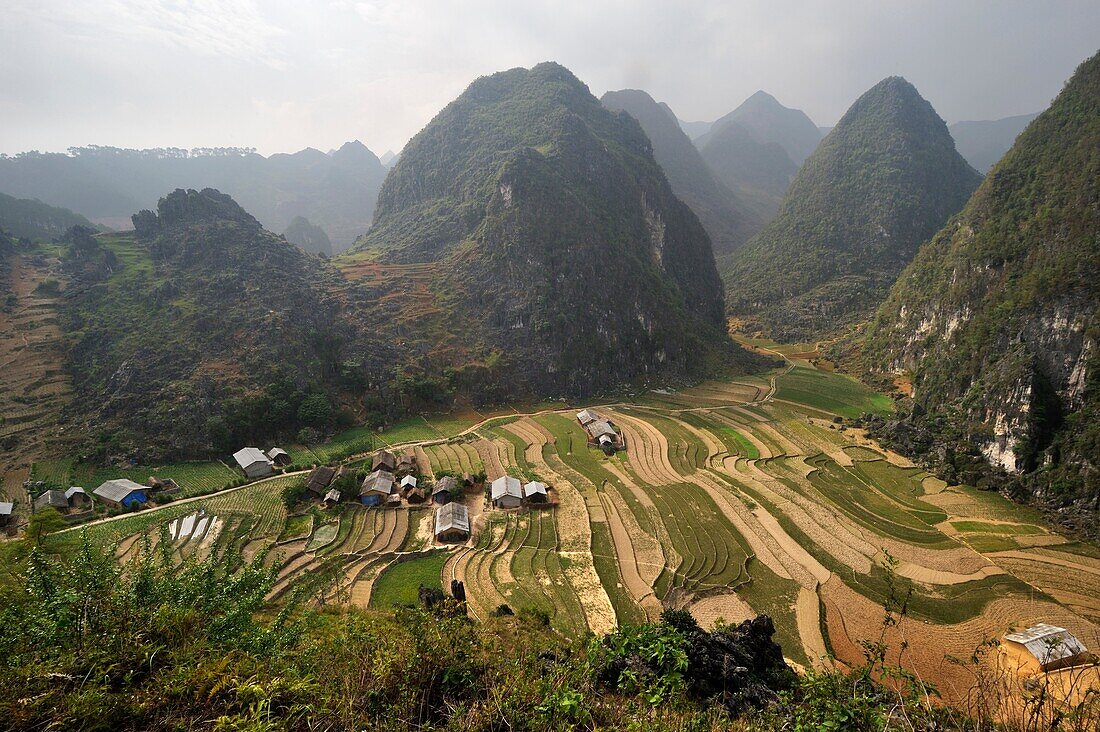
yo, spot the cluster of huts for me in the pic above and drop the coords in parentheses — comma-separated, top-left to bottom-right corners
(27, 476, 158, 518)
(232, 446, 292, 478)
(576, 409, 623, 454)
(299, 448, 478, 544)
(489, 476, 549, 509)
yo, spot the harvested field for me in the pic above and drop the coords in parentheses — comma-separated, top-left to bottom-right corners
(71, 354, 1099, 709)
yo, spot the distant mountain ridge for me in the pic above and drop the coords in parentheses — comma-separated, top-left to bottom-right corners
(0, 141, 387, 251)
(865, 52, 1100, 526)
(601, 88, 764, 254)
(949, 113, 1041, 172)
(696, 91, 822, 165)
(694, 91, 821, 225)
(723, 76, 981, 340)
(0, 192, 98, 241)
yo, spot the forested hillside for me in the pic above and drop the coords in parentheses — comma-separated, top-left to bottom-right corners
(865, 52, 1100, 530)
(355, 63, 754, 396)
(61, 189, 383, 459)
(724, 77, 980, 339)
(601, 88, 764, 253)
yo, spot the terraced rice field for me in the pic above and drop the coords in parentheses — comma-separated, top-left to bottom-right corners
(0, 252, 75, 518)
(70, 357, 1099, 705)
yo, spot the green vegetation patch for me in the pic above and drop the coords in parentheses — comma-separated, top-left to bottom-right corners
(774, 367, 893, 418)
(369, 552, 449, 608)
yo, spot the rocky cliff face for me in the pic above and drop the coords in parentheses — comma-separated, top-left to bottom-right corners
(865, 52, 1100, 524)
(355, 63, 754, 395)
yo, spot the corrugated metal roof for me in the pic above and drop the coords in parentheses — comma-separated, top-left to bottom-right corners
(0, 502, 14, 515)
(65, 486, 86, 499)
(324, 488, 341, 503)
(400, 475, 418, 488)
(433, 476, 457, 495)
(1005, 624, 1088, 665)
(267, 447, 288, 459)
(94, 478, 146, 503)
(576, 409, 597, 425)
(435, 502, 470, 534)
(587, 421, 617, 439)
(361, 469, 395, 495)
(523, 481, 548, 497)
(491, 476, 522, 500)
(233, 447, 270, 469)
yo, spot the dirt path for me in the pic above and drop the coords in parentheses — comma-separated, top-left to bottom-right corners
(796, 586, 830, 668)
(596, 488, 663, 619)
(506, 418, 617, 633)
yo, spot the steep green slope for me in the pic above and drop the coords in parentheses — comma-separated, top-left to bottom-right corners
(354, 63, 751, 395)
(724, 77, 981, 340)
(0, 192, 98, 241)
(64, 188, 383, 459)
(865, 52, 1100, 524)
(601, 89, 764, 253)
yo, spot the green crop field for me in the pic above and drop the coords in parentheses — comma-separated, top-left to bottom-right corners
(369, 551, 450, 609)
(36, 352, 1098, 697)
(774, 366, 893, 418)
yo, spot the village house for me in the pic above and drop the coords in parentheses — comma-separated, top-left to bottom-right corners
(34, 489, 69, 512)
(360, 469, 395, 506)
(491, 476, 523, 509)
(523, 481, 549, 505)
(395, 453, 417, 475)
(233, 447, 274, 478)
(305, 465, 337, 498)
(93, 479, 149, 509)
(576, 409, 621, 453)
(401, 475, 427, 503)
(435, 501, 470, 542)
(65, 487, 90, 509)
(372, 449, 397, 473)
(323, 488, 341, 507)
(267, 447, 292, 467)
(0, 501, 12, 527)
(432, 476, 458, 505)
(1003, 624, 1092, 673)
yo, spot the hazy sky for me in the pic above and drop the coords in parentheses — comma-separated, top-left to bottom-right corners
(2, 1, 1097, 156)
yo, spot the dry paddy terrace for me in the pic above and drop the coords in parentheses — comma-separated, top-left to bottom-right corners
(43, 360, 1100, 708)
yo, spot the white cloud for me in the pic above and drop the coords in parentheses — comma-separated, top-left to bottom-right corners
(13, 0, 288, 67)
(1, 0, 1097, 156)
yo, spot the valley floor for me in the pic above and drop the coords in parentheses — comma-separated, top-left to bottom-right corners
(26, 348, 1100, 712)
